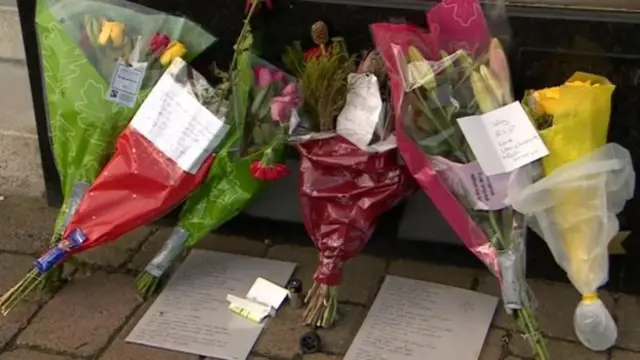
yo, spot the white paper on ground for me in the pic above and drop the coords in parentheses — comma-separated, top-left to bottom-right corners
(105, 58, 147, 108)
(343, 275, 498, 360)
(336, 73, 384, 150)
(226, 277, 289, 323)
(246, 277, 290, 310)
(457, 102, 549, 176)
(125, 249, 296, 360)
(130, 58, 229, 174)
(226, 294, 273, 323)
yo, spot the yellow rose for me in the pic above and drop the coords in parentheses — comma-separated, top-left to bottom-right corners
(98, 20, 125, 46)
(160, 41, 187, 67)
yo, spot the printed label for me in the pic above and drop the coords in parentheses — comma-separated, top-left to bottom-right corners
(105, 59, 147, 108)
(431, 156, 509, 211)
(130, 69, 230, 174)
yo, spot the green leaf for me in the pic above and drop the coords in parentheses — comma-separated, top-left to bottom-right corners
(229, 51, 253, 136)
(250, 84, 271, 116)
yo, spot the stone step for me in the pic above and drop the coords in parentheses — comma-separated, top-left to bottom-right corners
(0, 3, 24, 61)
(0, 59, 43, 197)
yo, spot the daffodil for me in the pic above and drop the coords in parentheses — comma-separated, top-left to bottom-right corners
(97, 20, 125, 47)
(159, 41, 187, 67)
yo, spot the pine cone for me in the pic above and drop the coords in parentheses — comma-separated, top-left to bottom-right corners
(311, 21, 329, 46)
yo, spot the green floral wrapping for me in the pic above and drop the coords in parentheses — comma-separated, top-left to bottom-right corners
(36, 0, 216, 232)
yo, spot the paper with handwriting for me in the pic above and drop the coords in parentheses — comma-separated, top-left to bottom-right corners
(130, 62, 229, 174)
(344, 276, 497, 360)
(125, 249, 295, 360)
(457, 102, 549, 176)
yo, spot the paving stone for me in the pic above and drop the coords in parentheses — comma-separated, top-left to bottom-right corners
(479, 328, 508, 360)
(77, 227, 152, 268)
(387, 259, 476, 289)
(617, 294, 640, 351)
(612, 350, 640, 360)
(477, 274, 615, 341)
(18, 272, 141, 357)
(0, 349, 72, 360)
(267, 245, 386, 305)
(254, 304, 366, 358)
(128, 227, 174, 271)
(305, 354, 344, 360)
(0, 195, 57, 254)
(0, 253, 44, 349)
(129, 228, 267, 272)
(510, 335, 607, 359)
(194, 233, 268, 258)
(100, 301, 199, 360)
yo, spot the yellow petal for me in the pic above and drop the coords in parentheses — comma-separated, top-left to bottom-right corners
(160, 41, 187, 67)
(97, 22, 112, 46)
(109, 22, 125, 47)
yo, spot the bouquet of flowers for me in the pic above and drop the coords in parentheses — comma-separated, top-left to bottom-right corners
(371, 0, 548, 357)
(0, 0, 215, 311)
(507, 73, 635, 350)
(137, 0, 300, 296)
(1, 57, 228, 314)
(283, 21, 413, 328)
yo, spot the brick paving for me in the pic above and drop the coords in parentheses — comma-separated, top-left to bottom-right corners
(1, 195, 640, 360)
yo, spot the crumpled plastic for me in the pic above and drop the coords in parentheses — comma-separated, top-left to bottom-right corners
(507, 143, 635, 350)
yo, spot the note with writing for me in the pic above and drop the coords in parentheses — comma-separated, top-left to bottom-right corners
(344, 276, 497, 360)
(130, 66, 229, 174)
(125, 250, 295, 360)
(457, 102, 549, 176)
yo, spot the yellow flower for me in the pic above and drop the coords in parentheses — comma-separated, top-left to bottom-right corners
(160, 41, 187, 67)
(405, 46, 436, 91)
(98, 20, 125, 46)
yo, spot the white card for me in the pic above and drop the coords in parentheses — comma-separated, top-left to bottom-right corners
(344, 276, 498, 360)
(130, 63, 229, 174)
(336, 73, 383, 150)
(246, 277, 289, 310)
(457, 102, 549, 175)
(105, 59, 147, 108)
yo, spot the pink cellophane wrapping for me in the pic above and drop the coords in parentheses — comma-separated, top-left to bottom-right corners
(370, 0, 500, 274)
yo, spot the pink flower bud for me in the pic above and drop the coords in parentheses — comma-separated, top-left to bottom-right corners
(150, 33, 171, 56)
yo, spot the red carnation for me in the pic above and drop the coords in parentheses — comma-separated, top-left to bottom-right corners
(304, 47, 323, 61)
(250, 160, 288, 181)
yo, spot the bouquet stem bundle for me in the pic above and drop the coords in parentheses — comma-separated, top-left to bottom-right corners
(371, 2, 549, 356)
(285, 24, 412, 328)
(0, 0, 215, 315)
(137, 0, 298, 297)
(509, 74, 634, 351)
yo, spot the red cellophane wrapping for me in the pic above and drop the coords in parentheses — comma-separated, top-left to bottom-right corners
(296, 136, 412, 285)
(63, 126, 213, 253)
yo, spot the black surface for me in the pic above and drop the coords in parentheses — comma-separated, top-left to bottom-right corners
(19, 0, 640, 292)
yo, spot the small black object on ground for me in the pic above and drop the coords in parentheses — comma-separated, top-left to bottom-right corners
(300, 330, 322, 354)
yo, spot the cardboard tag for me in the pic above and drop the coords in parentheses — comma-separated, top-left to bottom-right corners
(457, 102, 549, 175)
(106, 59, 147, 108)
(609, 231, 630, 255)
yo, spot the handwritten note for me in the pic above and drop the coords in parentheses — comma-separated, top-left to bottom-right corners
(457, 102, 549, 176)
(336, 73, 384, 150)
(125, 250, 295, 360)
(130, 65, 229, 174)
(344, 276, 497, 360)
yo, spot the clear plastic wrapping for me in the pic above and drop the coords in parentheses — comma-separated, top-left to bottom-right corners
(508, 143, 635, 350)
